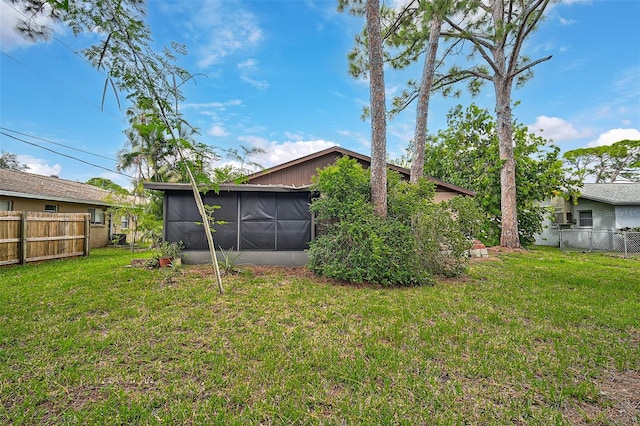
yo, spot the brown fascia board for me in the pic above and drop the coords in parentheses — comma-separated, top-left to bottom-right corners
(143, 182, 311, 192)
(243, 146, 476, 196)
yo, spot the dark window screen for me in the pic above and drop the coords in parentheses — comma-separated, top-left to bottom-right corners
(166, 191, 238, 250)
(240, 193, 276, 250)
(276, 193, 311, 250)
(165, 190, 310, 251)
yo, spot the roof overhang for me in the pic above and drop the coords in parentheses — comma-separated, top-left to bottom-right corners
(578, 194, 640, 206)
(144, 182, 312, 193)
(0, 190, 113, 207)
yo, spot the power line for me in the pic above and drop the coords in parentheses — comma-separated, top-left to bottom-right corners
(3, 1, 125, 118)
(1, 52, 124, 123)
(0, 127, 119, 162)
(0, 131, 135, 179)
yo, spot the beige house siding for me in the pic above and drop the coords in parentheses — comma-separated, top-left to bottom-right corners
(0, 196, 113, 248)
(433, 191, 460, 203)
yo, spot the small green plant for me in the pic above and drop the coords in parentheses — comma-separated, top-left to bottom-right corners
(160, 260, 184, 284)
(149, 240, 184, 268)
(158, 240, 184, 259)
(218, 247, 243, 275)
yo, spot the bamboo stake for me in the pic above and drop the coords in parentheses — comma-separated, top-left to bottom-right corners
(184, 165, 224, 294)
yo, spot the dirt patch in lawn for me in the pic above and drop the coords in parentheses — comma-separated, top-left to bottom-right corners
(563, 370, 640, 425)
(186, 264, 354, 285)
(486, 246, 529, 256)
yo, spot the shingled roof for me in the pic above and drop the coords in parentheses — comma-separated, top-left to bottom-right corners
(0, 168, 115, 206)
(579, 183, 640, 205)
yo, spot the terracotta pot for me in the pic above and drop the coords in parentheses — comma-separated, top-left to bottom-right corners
(158, 257, 173, 268)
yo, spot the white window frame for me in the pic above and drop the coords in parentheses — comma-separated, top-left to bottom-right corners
(578, 210, 593, 228)
(89, 207, 105, 225)
(0, 200, 12, 211)
(44, 204, 58, 213)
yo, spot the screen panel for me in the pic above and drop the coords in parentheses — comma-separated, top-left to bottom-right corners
(277, 220, 311, 250)
(240, 221, 276, 250)
(276, 193, 311, 220)
(241, 193, 276, 221)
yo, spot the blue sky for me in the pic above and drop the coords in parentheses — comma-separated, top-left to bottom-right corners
(1, 0, 639, 189)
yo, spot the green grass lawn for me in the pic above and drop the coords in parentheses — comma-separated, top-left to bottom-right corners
(1, 247, 638, 424)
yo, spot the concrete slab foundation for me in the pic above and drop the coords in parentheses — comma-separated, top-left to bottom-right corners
(181, 250, 309, 267)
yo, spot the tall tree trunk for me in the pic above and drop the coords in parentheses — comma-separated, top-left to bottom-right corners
(492, 0, 519, 249)
(366, 0, 387, 218)
(494, 76, 520, 248)
(410, 15, 442, 183)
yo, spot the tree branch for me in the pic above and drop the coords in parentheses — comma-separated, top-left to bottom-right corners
(512, 55, 552, 78)
(507, 0, 549, 77)
(442, 17, 498, 74)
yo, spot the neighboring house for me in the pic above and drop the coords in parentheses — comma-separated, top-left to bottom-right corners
(145, 147, 475, 266)
(0, 168, 130, 248)
(535, 183, 640, 246)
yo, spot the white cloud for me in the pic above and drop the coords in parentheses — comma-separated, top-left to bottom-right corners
(238, 137, 338, 168)
(241, 76, 270, 90)
(237, 59, 257, 69)
(17, 154, 62, 177)
(238, 135, 270, 147)
(558, 17, 576, 25)
(285, 132, 304, 141)
(337, 130, 370, 148)
(189, 4, 263, 68)
(386, 85, 400, 97)
(613, 66, 640, 101)
(587, 128, 640, 147)
(528, 116, 582, 142)
(237, 58, 269, 90)
(182, 100, 242, 110)
(0, 1, 56, 52)
(207, 124, 229, 137)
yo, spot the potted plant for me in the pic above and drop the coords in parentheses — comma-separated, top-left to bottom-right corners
(156, 240, 184, 267)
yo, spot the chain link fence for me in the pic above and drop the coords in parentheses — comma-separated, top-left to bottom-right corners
(559, 229, 640, 256)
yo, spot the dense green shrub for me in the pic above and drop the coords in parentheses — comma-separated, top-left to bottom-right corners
(307, 157, 481, 286)
(445, 195, 497, 244)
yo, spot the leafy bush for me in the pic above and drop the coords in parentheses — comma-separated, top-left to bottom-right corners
(308, 157, 478, 286)
(445, 196, 497, 245)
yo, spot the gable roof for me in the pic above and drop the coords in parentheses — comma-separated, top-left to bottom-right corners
(245, 146, 475, 196)
(579, 183, 640, 206)
(0, 168, 116, 206)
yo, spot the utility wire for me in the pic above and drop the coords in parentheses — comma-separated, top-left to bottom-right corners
(0, 132, 135, 179)
(0, 127, 119, 162)
(1, 52, 124, 123)
(3, 1, 125, 118)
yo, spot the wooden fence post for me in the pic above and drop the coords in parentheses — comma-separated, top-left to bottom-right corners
(20, 211, 27, 265)
(84, 215, 90, 257)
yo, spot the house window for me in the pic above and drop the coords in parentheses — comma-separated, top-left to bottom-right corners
(579, 210, 593, 227)
(121, 216, 129, 229)
(0, 200, 12, 211)
(44, 204, 58, 213)
(89, 208, 105, 225)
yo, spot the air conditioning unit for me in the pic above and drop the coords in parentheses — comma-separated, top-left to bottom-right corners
(550, 196, 573, 225)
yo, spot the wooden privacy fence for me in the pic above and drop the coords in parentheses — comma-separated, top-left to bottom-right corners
(0, 211, 90, 266)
